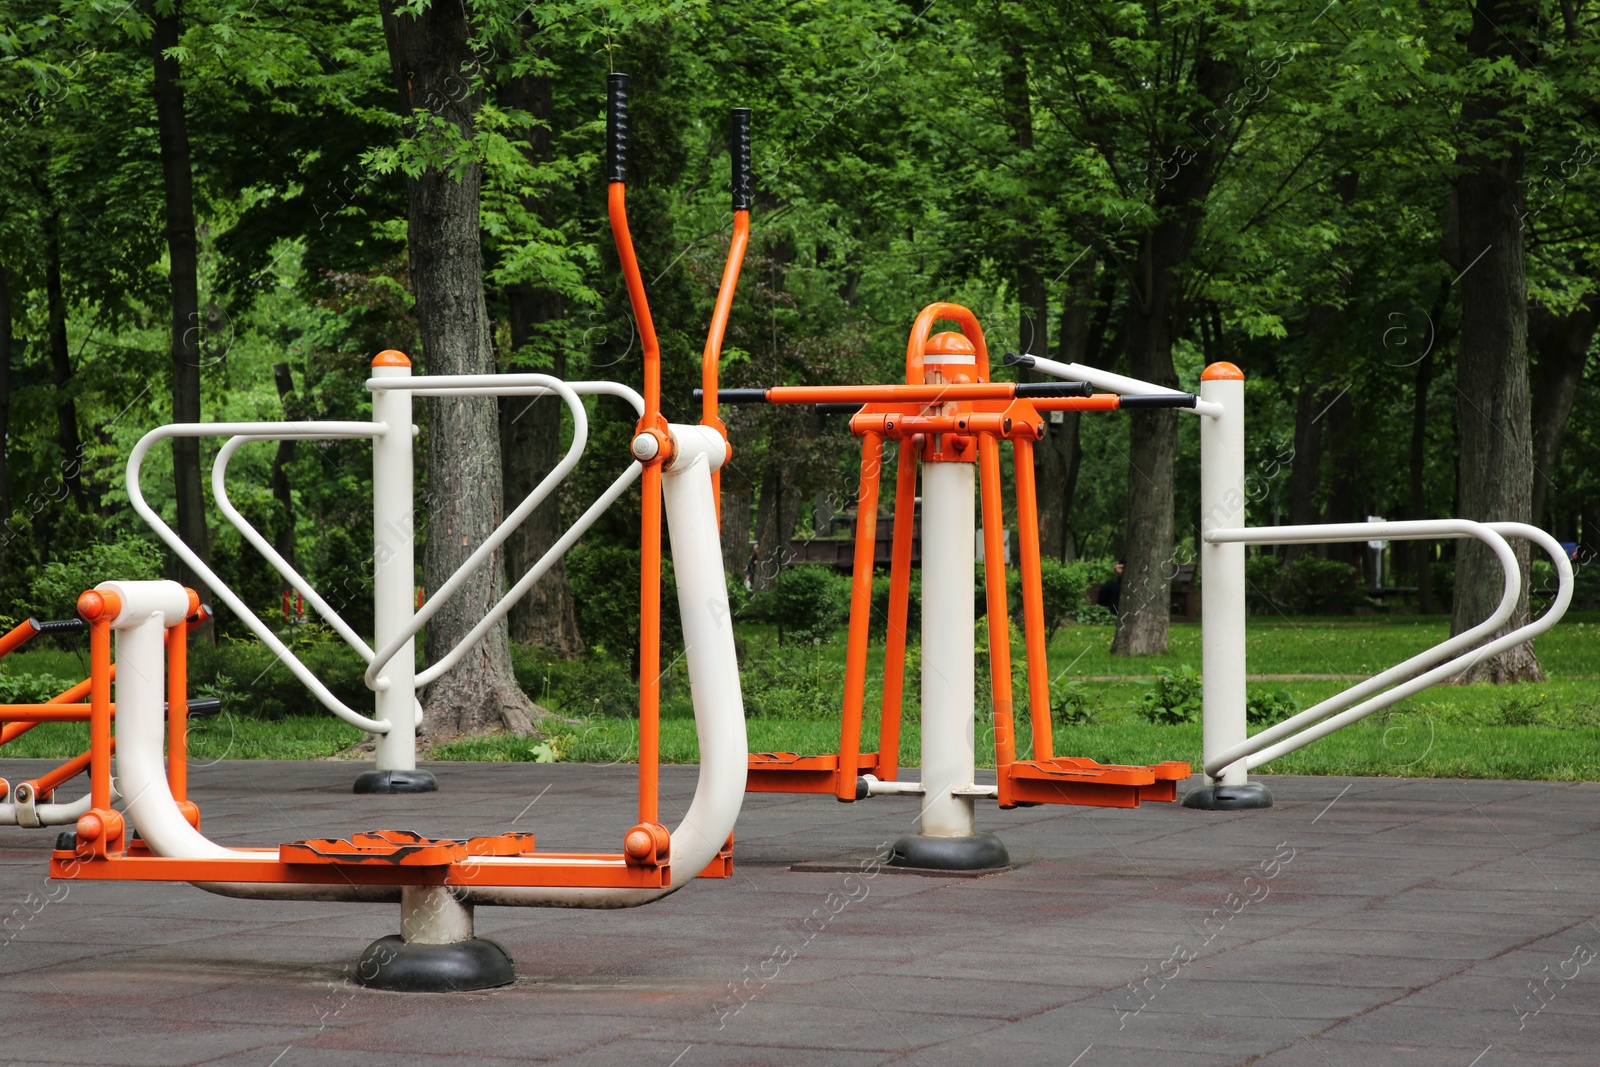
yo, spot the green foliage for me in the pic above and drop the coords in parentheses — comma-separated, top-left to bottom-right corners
(869, 571, 920, 643)
(1051, 678, 1100, 726)
(1006, 559, 1094, 636)
(1246, 686, 1300, 726)
(28, 540, 164, 615)
(511, 643, 638, 719)
(1137, 665, 1203, 726)
(0, 671, 76, 702)
(739, 646, 841, 720)
(752, 565, 851, 645)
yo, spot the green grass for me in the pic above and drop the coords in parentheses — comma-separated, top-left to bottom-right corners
(4, 614, 1598, 781)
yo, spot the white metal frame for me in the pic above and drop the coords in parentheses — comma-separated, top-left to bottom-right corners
(1027, 355, 1575, 789)
(125, 365, 651, 776)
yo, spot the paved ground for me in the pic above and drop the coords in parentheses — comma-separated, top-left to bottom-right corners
(2, 759, 1598, 1066)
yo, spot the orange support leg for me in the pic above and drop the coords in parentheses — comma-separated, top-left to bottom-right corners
(88, 617, 113, 812)
(1013, 437, 1054, 761)
(977, 434, 1018, 806)
(877, 439, 919, 783)
(638, 462, 662, 826)
(837, 432, 886, 801)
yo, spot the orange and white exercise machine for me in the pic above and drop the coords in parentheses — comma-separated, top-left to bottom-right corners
(1012, 353, 1576, 809)
(701, 306, 1192, 870)
(0, 613, 218, 828)
(44, 75, 752, 991)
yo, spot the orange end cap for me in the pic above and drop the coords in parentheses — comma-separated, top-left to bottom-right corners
(77, 589, 121, 623)
(925, 331, 976, 357)
(623, 828, 655, 862)
(184, 588, 201, 617)
(76, 812, 103, 842)
(1200, 361, 1245, 381)
(371, 349, 411, 368)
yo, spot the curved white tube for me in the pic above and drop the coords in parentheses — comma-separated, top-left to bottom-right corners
(126, 423, 388, 733)
(1199, 520, 1521, 777)
(365, 375, 587, 690)
(212, 437, 375, 663)
(459, 426, 746, 907)
(0, 791, 93, 827)
(367, 376, 645, 416)
(1239, 523, 1576, 771)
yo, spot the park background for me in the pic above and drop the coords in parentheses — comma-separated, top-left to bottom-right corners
(0, 0, 1597, 778)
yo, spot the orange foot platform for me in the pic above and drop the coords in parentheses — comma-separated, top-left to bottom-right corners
(747, 751, 880, 795)
(1003, 758, 1191, 808)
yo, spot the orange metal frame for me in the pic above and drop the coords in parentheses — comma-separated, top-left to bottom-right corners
(746, 303, 1189, 809)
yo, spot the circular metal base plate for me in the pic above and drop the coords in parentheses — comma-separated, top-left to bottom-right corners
(889, 831, 1010, 871)
(352, 769, 439, 795)
(1181, 782, 1274, 810)
(354, 934, 514, 992)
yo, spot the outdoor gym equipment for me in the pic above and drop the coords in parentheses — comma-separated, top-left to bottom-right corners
(701, 305, 1194, 871)
(40, 74, 753, 991)
(1014, 354, 1576, 809)
(0, 611, 221, 828)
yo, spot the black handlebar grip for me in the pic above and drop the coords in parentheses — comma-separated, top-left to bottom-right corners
(184, 697, 224, 718)
(606, 73, 629, 184)
(693, 387, 769, 404)
(1116, 393, 1198, 409)
(730, 107, 752, 211)
(1002, 351, 1036, 368)
(31, 618, 86, 636)
(1015, 382, 1094, 398)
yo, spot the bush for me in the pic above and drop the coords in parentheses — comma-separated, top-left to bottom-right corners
(1245, 553, 1286, 608)
(754, 565, 851, 644)
(1286, 557, 1358, 614)
(566, 542, 681, 663)
(1073, 603, 1116, 626)
(1137, 664, 1202, 725)
(29, 539, 164, 616)
(0, 672, 77, 702)
(739, 647, 842, 719)
(1006, 558, 1094, 635)
(1051, 678, 1100, 725)
(1430, 559, 1455, 609)
(1246, 686, 1299, 725)
(512, 644, 639, 719)
(869, 571, 921, 642)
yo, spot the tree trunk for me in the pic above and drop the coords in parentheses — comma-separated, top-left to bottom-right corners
(1408, 346, 1436, 614)
(0, 266, 11, 524)
(381, 0, 540, 738)
(1528, 295, 1600, 526)
(1109, 53, 1236, 656)
(721, 484, 753, 583)
(1284, 377, 1325, 562)
(149, 0, 209, 600)
(268, 363, 297, 563)
(1111, 268, 1180, 656)
(1449, 0, 1541, 683)
(498, 51, 581, 657)
(43, 211, 86, 509)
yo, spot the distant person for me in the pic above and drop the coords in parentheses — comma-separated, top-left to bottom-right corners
(1097, 560, 1126, 614)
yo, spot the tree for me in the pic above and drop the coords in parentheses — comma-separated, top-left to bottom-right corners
(147, 0, 211, 604)
(1449, 0, 1543, 682)
(378, 0, 539, 739)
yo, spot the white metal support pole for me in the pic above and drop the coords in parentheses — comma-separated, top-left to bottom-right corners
(362, 352, 432, 792)
(1188, 362, 1270, 809)
(919, 460, 977, 840)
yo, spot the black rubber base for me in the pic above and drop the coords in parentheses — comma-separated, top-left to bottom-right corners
(352, 769, 438, 794)
(1182, 782, 1274, 810)
(889, 831, 1010, 871)
(354, 934, 514, 992)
